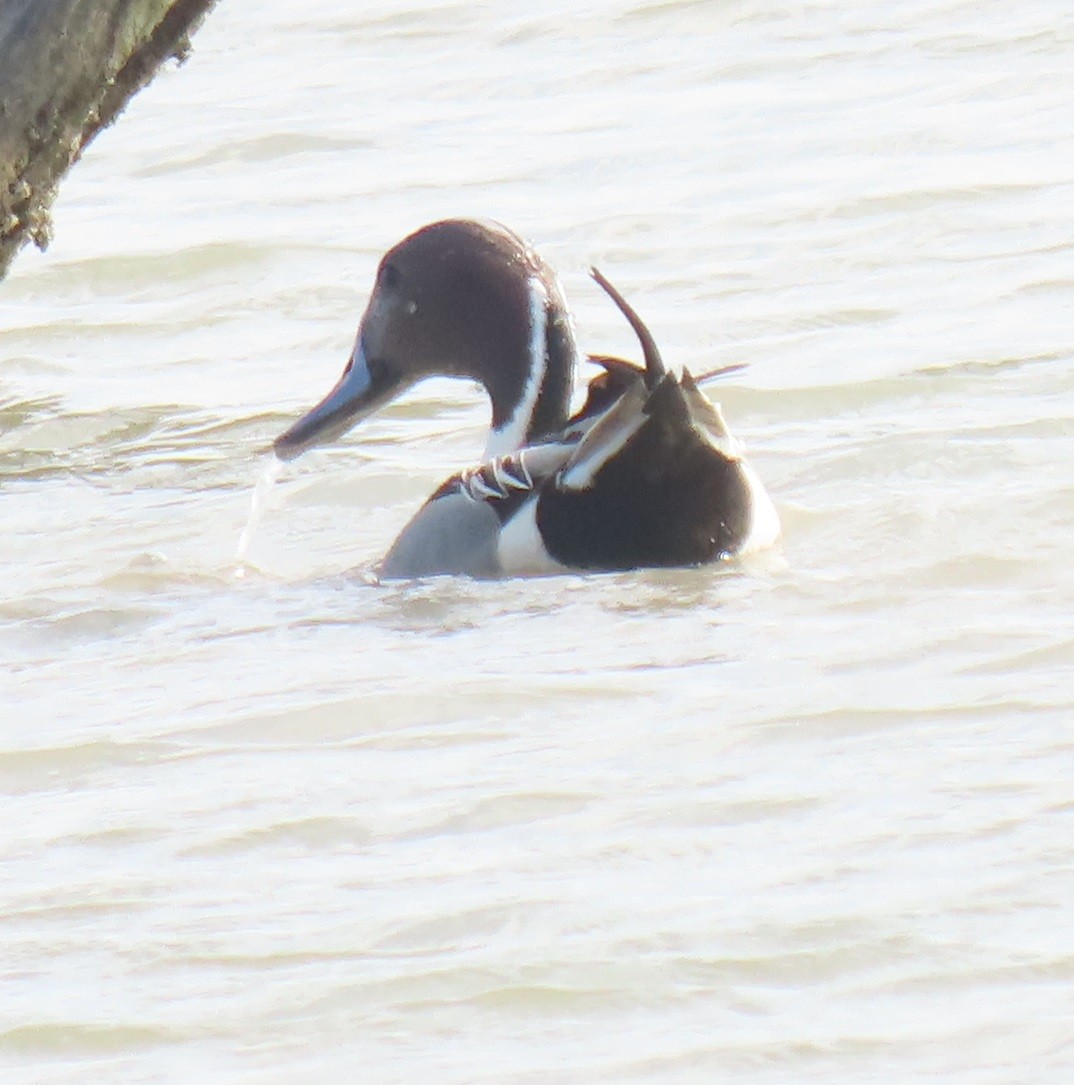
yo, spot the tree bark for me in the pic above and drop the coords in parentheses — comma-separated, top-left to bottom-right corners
(0, 0, 220, 280)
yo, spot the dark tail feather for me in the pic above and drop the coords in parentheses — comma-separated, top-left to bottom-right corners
(694, 362, 748, 383)
(590, 267, 667, 389)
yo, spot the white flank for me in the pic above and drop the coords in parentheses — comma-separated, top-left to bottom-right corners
(736, 459, 782, 554)
(496, 498, 568, 576)
(484, 276, 547, 459)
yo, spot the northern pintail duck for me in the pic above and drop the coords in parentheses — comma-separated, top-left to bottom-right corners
(274, 219, 779, 578)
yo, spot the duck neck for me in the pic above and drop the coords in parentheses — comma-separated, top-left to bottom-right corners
(482, 275, 577, 460)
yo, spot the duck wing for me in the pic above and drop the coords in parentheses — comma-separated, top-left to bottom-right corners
(378, 271, 774, 578)
(377, 441, 575, 579)
(528, 267, 757, 570)
(559, 355, 645, 439)
(534, 371, 754, 570)
(377, 363, 648, 579)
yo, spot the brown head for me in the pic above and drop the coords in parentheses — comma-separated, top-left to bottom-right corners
(274, 219, 578, 461)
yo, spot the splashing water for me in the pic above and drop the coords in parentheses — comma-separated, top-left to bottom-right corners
(234, 457, 284, 575)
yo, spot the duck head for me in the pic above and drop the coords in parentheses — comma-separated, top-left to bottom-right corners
(274, 219, 578, 462)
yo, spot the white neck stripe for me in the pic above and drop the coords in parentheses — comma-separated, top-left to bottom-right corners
(484, 276, 548, 459)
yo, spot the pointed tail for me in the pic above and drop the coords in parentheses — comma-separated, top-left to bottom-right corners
(590, 267, 667, 390)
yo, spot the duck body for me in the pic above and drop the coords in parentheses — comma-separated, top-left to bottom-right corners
(534, 372, 762, 572)
(274, 219, 779, 579)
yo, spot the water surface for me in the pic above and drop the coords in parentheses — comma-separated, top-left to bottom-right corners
(2, 2, 1073, 1082)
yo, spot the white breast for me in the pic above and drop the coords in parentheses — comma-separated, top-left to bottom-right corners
(496, 498, 569, 577)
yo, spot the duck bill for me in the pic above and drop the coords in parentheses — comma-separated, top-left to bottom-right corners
(273, 338, 404, 461)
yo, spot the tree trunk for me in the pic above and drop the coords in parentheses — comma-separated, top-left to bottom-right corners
(0, 0, 220, 280)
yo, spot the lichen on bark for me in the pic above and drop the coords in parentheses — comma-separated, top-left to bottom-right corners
(0, 0, 220, 280)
